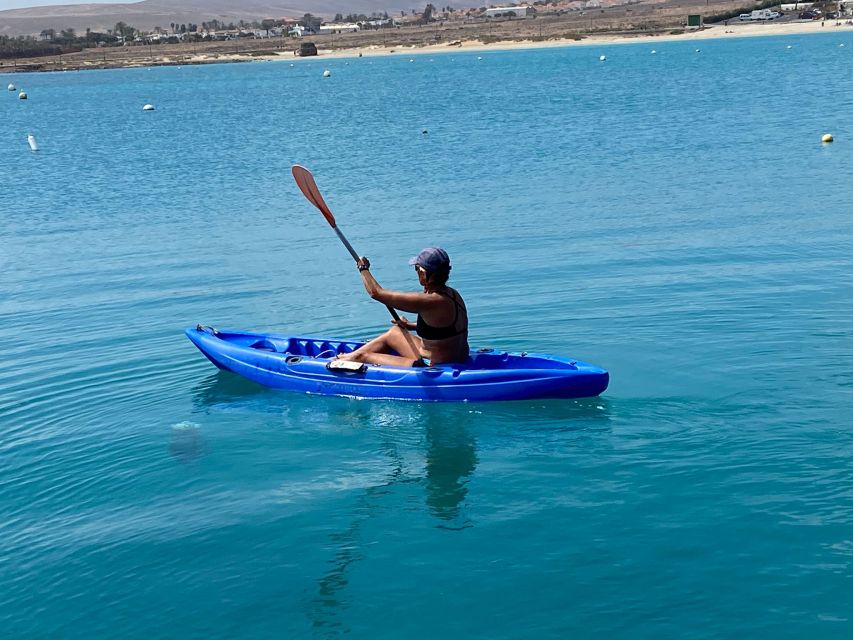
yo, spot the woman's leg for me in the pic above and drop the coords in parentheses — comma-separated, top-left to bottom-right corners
(356, 352, 422, 367)
(339, 325, 423, 364)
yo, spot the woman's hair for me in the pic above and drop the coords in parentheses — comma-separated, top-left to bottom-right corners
(428, 264, 451, 286)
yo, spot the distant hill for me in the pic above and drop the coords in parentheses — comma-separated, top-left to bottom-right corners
(0, 0, 425, 36)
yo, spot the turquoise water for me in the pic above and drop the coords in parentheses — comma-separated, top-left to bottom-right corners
(2, 32, 853, 638)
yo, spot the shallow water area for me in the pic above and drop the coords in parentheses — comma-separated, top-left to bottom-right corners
(2, 32, 853, 638)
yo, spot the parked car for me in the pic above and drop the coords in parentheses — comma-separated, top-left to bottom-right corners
(738, 13, 753, 20)
(799, 9, 820, 19)
(295, 41, 318, 56)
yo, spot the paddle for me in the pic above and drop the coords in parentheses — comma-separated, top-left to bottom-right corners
(291, 165, 419, 351)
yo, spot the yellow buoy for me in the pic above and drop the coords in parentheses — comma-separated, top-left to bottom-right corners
(821, 133, 833, 143)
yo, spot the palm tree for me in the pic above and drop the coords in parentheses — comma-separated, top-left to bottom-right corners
(422, 3, 437, 23)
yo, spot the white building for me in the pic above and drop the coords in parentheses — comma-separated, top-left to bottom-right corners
(363, 18, 396, 27)
(319, 23, 361, 34)
(484, 6, 533, 17)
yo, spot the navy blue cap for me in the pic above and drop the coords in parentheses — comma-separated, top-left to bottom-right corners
(408, 247, 450, 273)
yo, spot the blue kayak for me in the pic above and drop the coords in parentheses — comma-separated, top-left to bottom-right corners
(185, 325, 609, 402)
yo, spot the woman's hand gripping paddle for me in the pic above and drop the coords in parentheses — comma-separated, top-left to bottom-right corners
(291, 165, 421, 357)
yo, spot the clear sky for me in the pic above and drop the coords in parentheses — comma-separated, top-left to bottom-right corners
(0, 0, 134, 10)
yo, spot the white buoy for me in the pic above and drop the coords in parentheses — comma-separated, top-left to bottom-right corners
(786, 45, 793, 49)
(27, 134, 38, 151)
(651, 49, 657, 54)
(409, 58, 414, 62)
(695, 48, 701, 53)
(7, 83, 15, 91)
(323, 69, 331, 77)
(477, 56, 483, 60)
(18, 91, 27, 100)
(599, 55, 606, 61)
(290, 63, 294, 67)
(142, 103, 155, 111)
(840, 43, 846, 47)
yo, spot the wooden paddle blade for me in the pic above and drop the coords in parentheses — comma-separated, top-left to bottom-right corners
(292, 165, 336, 227)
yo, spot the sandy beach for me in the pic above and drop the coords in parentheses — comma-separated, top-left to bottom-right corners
(310, 18, 853, 61)
(174, 18, 853, 69)
(3, 16, 851, 72)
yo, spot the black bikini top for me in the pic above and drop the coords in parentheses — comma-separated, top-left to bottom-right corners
(417, 289, 467, 341)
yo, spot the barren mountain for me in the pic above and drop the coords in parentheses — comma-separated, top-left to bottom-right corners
(0, 0, 421, 35)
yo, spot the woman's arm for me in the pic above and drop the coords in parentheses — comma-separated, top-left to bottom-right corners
(357, 258, 433, 314)
(360, 270, 433, 313)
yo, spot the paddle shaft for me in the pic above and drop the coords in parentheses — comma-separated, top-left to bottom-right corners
(334, 227, 360, 262)
(292, 165, 409, 327)
(335, 229, 404, 323)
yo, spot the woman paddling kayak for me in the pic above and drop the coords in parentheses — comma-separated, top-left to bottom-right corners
(337, 247, 469, 368)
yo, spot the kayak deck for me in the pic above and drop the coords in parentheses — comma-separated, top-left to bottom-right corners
(186, 325, 609, 402)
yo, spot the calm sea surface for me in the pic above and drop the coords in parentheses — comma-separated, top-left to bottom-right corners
(2, 31, 853, 639)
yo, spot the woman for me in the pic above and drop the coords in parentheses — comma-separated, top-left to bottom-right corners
(337, 247, 469, 367)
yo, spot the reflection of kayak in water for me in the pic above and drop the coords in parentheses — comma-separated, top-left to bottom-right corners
(186, 325, 609, 402)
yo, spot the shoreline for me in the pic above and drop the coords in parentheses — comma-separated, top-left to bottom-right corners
(3, 19, 851, 73)
(312, 19, 851, 62)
